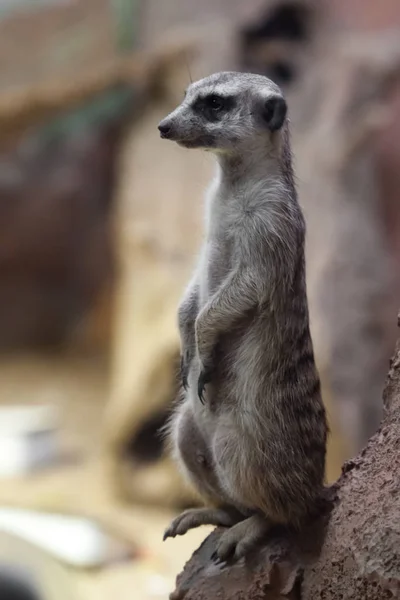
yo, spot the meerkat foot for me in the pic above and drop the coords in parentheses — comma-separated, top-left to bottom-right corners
(197, 368, 212, 403)
(212, 514, 271, 562)
(163, 507, 240, 541)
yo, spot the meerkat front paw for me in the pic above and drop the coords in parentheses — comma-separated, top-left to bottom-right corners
(195, 336, 213, 403)
(211, 514, 270, 562)
(194, 310, 216, 403)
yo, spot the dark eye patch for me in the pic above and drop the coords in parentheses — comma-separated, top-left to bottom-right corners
(192, 94, 236, 121)
(204, 94, 225, 110)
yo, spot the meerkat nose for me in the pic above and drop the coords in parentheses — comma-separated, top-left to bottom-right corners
(158, 121, 172, 138)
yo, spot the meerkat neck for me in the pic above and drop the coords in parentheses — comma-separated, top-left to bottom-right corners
(214, 126, 296, 203)
(216, 146, 281, 185)
(215, 152, 282, 195)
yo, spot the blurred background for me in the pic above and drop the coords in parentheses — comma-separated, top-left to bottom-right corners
(0, 0, 399, 598)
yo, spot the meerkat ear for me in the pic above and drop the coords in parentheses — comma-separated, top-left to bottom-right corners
(262, 95, 287, 131)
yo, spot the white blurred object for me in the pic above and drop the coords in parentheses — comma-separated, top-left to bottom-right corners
(0, 508, 133, 568)
(0, 530, 79, 600)
(0, 405, 60, 477)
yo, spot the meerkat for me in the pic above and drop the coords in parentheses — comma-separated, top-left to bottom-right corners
(158, 72, 328, 562)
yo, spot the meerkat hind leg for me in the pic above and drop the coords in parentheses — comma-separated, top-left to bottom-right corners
(212, 513, 271, 562)
(163, 507, 243, 540)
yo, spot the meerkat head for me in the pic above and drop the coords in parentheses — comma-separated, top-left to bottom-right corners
(158, 71, 287, 154)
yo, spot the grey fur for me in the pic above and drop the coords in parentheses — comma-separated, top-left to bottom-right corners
(159, 72, 328, 560)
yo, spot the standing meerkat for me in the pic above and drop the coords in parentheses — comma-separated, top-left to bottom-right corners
(158, 72, 328, 562)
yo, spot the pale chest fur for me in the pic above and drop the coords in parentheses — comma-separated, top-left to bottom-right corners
(197, 178, 248, 305)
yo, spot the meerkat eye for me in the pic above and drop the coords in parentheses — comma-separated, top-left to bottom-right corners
(192, 93, 234, 119)
(205, 94, 225, 111)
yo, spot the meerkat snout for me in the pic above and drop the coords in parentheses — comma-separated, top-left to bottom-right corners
(158, 121, 172, 138)
(158, 71, 288, 152)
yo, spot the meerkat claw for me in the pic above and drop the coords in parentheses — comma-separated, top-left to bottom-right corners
(198, 368, 211, 403)
(198, 384, 205, 404)
(211, 550, 220, 562)
(163, 528, 172, 541)
(211, 553, 228, 568)
(181, 352, 192, 390)
(180, 356, 189, 390)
